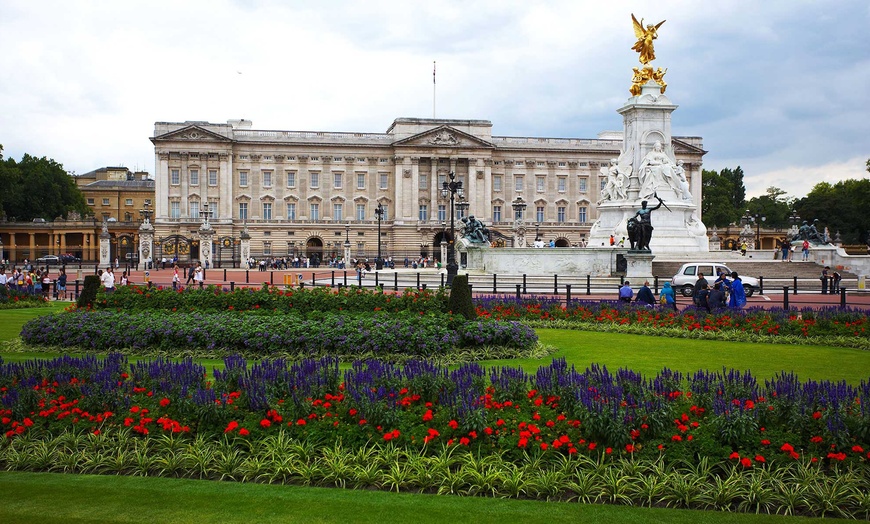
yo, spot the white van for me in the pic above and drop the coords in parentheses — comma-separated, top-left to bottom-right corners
(671, 262, 758, 297)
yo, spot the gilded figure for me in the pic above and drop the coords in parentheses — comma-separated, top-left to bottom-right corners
(631, 14, 665, 65)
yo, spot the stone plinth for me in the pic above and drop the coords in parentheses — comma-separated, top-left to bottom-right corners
(465, 246, 626, 276)
(624, 251, 655, 282)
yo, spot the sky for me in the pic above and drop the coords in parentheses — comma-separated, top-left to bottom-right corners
(1, 0, 868, 200)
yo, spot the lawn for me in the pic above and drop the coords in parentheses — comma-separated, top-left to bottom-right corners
(0, 471, 856, 524)
(0, 306, 867, 523)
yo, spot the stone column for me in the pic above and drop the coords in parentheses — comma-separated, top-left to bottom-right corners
(240, 227, 251, 269)
(439, 240, 447, 266)
(199, 224, 214, 268)
(139, 221, 154, 269)
(99, 224, 111, 268)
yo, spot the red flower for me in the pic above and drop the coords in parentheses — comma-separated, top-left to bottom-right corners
(238, 428, 249, 436)
(159, 398, 170, 408)
(671, 434, 682, 442)
(625, 444, 635, 453)
(448, 419, 458, 430)
(459, 437, 470, 446)
(740, 457, 753, 468)
(755, 455, 766, 463)
(729, 451, 740, 460)
(760, 439, 770, 446)
(260, 419, 271, 428)
(296, 419, 306, 426)
(810, 435, 823, 443)
(852, 445, 864, 453)
(540, 442, 548, 451)
(812, 411, 822, 419)
(224, 421, 239, 433)
(422, 409, 433, 422)
(780, 443, 794, 453)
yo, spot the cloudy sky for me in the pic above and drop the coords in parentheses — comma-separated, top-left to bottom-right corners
(1, 0, 867, 199)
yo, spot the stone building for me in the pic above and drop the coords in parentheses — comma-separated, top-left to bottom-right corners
(149, 117, 705, 265)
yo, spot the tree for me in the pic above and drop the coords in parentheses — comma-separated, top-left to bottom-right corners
(794, 178, 870, 244)
(0, 147, 90, 221)
(701, 167, 746, 227)
(745, 186, 793, 229)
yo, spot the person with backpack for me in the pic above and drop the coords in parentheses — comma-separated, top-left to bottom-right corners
(659, 282, 677, 311)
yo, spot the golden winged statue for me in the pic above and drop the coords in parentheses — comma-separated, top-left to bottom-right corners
(631, 14, 666, 65)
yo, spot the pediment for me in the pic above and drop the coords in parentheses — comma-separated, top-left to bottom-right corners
(671, 138, 706, 155)
(152, 125, 232, 143)
(393, 125, 494, 149)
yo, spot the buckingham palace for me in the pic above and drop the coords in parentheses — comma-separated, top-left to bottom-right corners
(149, 117, 705, 265)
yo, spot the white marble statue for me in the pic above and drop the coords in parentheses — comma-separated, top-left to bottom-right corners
(638, 141, 678, 199)
(673, 160, 691, 200)
(599, 158, 630, 203)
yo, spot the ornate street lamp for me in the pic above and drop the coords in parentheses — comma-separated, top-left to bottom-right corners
(440, 171, 464, 286)
(511, 197, 527, 247)
(374, 202, 385, 270)
(139, 201, 152, 224)
(754, 213, 766, 250)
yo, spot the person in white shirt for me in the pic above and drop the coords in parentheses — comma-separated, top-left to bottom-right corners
(100, 267, 116, 293)
(0, 270, 7, 287)
(193, 264, 204, 287)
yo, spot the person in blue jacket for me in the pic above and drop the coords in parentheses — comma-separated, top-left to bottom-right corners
(728, 271, 747, 308)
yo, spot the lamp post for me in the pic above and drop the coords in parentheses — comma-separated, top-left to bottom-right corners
(788, 209, 800, 238)
(512, 197, 527, 247)
(440, 171, 464, 286)
(343, 222, 352, 268)
(754, 213, 766, 250)
(374, 202, 385, 270)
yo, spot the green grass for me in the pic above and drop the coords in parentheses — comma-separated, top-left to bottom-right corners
(0, 302, 67, 341)
(0, 471, 854, 524)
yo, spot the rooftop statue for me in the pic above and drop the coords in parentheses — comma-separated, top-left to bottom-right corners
(631, 14, 666, 65)
(461, 215, 489, 244)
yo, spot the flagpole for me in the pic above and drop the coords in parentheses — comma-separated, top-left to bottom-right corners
(433, 61, 436, 118)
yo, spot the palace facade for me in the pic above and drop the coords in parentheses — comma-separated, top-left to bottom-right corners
(150, 118, 705, 264)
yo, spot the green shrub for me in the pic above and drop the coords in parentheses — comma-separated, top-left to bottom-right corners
(448, 274, 475, 320)
(76, 275, 100, 309)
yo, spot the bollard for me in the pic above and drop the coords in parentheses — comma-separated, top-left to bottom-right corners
(311, 274, 315, 288)
(375, 271, 379, 288)
(783, 286, 789, 308)
(620, 276, 625, 285)
(337, 283, 343, 290)
(586, 275, 591, 295)
(246, 270, 249, 284)
(759, 276, 764, 295)
(440, 273, 445, 288)
(53, 279, 58, 300)
(492, 274, 497, 294)
(793, 276, 798, 295)
(331, 271, 335, 287)
(522, 274, 527, 294)
(223, 269, 227, 281)
(516, 284, 521, 300)
(344, 271, 348, 287)
(566, 284, 572, 306)
(300, 282, 305, 289)
(394, 272, 398, 291)
(840, 287, 846, 308)
(148, 281, 153, 289)
(654, 276, 659, 294)
(416, 272, 421, 290)
(75, 279, 80, 298)
(554, 274, 558, 295)
(422, 284, 427, 290)
(230, 282, 235, 291)
(270, 271, 274, 286)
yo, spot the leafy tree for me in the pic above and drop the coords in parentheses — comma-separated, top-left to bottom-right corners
(794, 177, 870, 244)
(0, 147, 89, 221)
(701, 168, 746, 227)
(745, 186, 794, 229)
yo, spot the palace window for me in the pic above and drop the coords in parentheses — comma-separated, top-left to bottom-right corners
(419, 204, 428, 221)
(578, 206, 587, 223)
(493, 205, 502, 222)
(558, 161, 566, 167)
(536, 176, 545, 192)
(515, 160, 523, 166)
(379, 172, 389, 189)
(170, 201, 180, 218)
(125, 198, 133, 206)
(333, 202, 343, 221)
(356, 203, 365, 221)
(87, 198, 94, 206)
(379, 205, 388, 219)
(557, 206, 566, 223)
(102, 198, 110, 206)
(262, 170, 272, 187)
(262, 203, 272, 220)
(579, 178, 587, 192)
(334, 172, 343, 189)
(286, 202, 296, 220)
(309, 203, 320, 221)
(437, 205, 446, 222)
(189, 169, 199, 186)
(536, 206, 545, 223)
(558, 177, 566, 192)
(239, 171, 248, 187)
(263, 241, 271, 256)
(310, 172, 319, 188)
(418, 173, 428, 189)
(239, 202, 248, 220)
(286, 171, 296, 188)
(493, 175, 502, 191)
(515, 175, 524, 191)
(208, 170, 218, 186)
(356, 173, 365, 189)
(189, 201, 199, 219)
(170, 169, 180, 185)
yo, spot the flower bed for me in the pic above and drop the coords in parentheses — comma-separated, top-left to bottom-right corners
(0, 287, 50, 310)
(474, 296, 870, 349)
(19, 310, 538, 358)
(2, 354, 868, 517)
(95, 284, 449, 315)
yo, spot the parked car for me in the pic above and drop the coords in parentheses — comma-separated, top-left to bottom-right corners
(671, 262, 758, 297)
(60, 254, 81, 263)
(36, 255, 60, 265)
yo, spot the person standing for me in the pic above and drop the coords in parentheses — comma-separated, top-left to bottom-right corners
(728, 272, 746, 308)
(186, 263, 196, 286)
(172, 265, 180, 290)
(194, 264, 204, 288)
(618, 281, 633, 302)
(100, 267, 116, 294)
(802, 240, 810, 261)
(820, 266, 830, 294)
(781, 239, 790, 262)
(832, 270, 841, 294)
(692, 273, 708, 306)
(56, 268, 67, 300)
(740, 242, 748, 256)
(696, 283, 710, 312)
